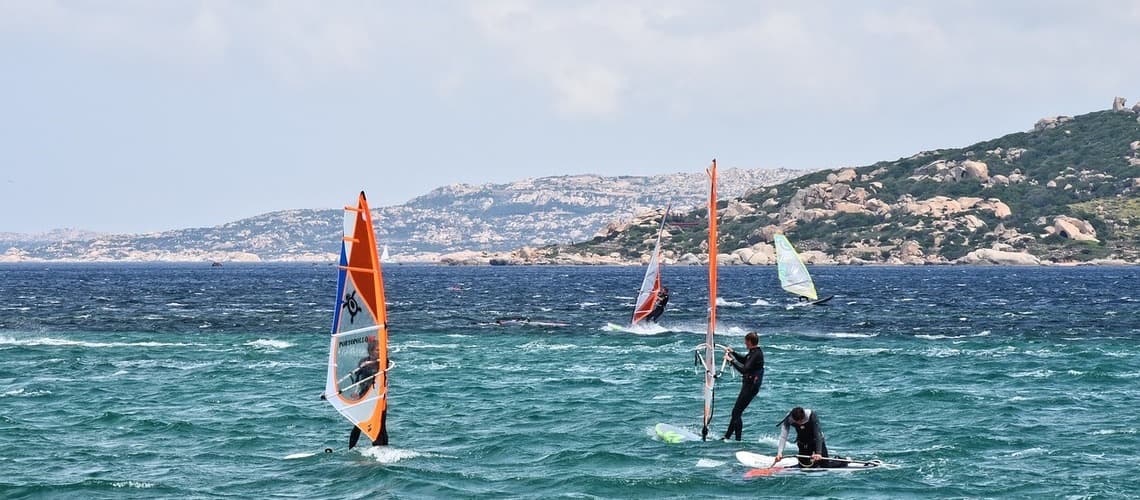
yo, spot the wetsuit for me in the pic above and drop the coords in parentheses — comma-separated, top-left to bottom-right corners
(348, 410, 389, 448)
(347, 356, 388, 448)
(776, 409, 845, 468)
(646, 288, 669, 323)
(723, 345, 764, 441)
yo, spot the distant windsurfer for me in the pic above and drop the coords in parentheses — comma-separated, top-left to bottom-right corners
(347, 336, 389, 449)
(646, 286, 669, 323)
(721, 331, 764, 441)
(774, 407, 844, 468)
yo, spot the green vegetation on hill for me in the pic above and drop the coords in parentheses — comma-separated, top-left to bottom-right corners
(563, 109, 1140, 264)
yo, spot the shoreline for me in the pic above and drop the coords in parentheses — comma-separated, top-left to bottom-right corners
(0, 259, 1135, 267)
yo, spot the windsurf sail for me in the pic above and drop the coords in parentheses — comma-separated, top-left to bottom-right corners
(773, 234, 818, 301)
(325, 191, 391, 443)
(701, 159, 719, 440)
(631, 205, 670, 326)
(381, 244, 391, 263)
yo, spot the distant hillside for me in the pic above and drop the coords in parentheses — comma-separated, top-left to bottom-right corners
(0, 168, 800, 262)
(549, 102, 1140, 266)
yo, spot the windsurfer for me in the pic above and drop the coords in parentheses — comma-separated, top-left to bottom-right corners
(347, 336, 389, 448)
(646, 286, 669, 323)
(722, 331, 764, 441)
(774, 407, 844, 468)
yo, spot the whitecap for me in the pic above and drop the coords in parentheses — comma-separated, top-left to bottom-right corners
(399, 341, 459, 350)
(695, 458, 724, 468)
(827, 332, 877, 339)
(1009, 369, 1054, 378)
(716, 298, 745, 308)
(1009, 447, 1048, 457)
(1092, 429, 1136, 435)
(578, 302, 600, 309)
(0, 336, 191, 348)
(245, 339, 294, 350)
(518, 341, 576, 351)
(751, 299, 772, 306)
(360, 447, 425, 464)
(111, 481, 155, 489)
(652, 395, 673, 400)
(284, 452, 317, 460)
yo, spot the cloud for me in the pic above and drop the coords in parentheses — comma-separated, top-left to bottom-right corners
(0, 1, 392, 83)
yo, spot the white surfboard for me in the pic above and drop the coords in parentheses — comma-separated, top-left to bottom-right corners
(736, 450, 882, 474)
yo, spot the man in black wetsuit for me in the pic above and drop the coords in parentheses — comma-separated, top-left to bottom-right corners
(774, 406, 844, 468)
(646, 286, 669, 323)
(347, 336, 389, 449)
(722, 331, 764, 441)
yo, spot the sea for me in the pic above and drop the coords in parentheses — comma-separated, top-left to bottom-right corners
(1, 263, 1138, 499)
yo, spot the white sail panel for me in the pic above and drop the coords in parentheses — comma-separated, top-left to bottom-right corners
(326, 192, 390, 443)
(773, 234, 818, 301)
(632, 206, 669, 326)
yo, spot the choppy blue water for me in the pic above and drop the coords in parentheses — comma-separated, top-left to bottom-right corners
(1, 264, 1138, 499)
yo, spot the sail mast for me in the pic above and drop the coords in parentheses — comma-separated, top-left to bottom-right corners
(702, 159, 718, 440)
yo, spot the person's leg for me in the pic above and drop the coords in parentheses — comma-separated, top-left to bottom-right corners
(373, 411, 389, 446)
(349, 425, 362, 449)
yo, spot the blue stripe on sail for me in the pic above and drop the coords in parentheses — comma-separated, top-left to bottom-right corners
(331, 242, 348, 334)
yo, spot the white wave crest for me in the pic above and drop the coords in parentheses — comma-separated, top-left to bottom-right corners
(245, 339, 293, 349)
(1009, 447, 1048, 458)
(518, 341, 576, 351)
(2, 388, 52, 397)
(716, 298, 745, 308)
(111, 481, 155, 489)
(399, 341, 459, 350)
(752, 299, 773, 306)
(361, 447, 426, 463)
(0, 336, 191, 348)
(1009, 369, 1055, 378)
(1092, 428, 1136, 435)
(915, 330, 991, 340)
(696, 458, 724, 468)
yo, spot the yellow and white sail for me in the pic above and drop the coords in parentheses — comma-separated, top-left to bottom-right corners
(773, 234, 818, 301)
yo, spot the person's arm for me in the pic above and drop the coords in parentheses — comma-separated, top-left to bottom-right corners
(728, 350, 747, 372)
(774, 420, 790, 463)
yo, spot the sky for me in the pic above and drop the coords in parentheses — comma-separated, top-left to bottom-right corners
(3, 1, 1140, 234)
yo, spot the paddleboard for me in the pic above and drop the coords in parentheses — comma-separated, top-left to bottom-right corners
(654, 423, 702, 443)
(736, 451, 881, 475)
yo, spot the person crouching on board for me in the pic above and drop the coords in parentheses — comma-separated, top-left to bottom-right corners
(721, 331, 765, 441)
(774, 407, 845, 468)
(646, 286, 669, 323)
(348, 336, 389, 449)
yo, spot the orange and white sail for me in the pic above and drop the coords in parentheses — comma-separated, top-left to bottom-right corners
(631, 205, 670, 326)
(325, 191, 390, 442)
(701, 159, 719, 440)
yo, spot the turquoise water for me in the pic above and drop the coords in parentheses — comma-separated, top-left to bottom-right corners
(1, 264, 1138, 498)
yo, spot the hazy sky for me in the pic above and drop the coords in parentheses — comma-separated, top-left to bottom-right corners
(3, 1, 1140, 234)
